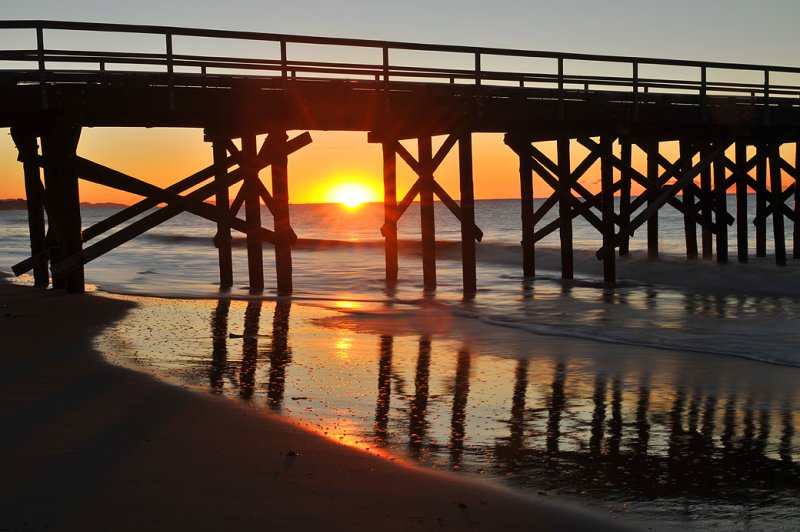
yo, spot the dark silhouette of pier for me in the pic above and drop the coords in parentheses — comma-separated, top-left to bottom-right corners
(3, 20, 800, 295)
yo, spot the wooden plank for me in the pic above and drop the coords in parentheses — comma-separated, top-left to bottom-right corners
(517, 142, 535, 277)
(432, 181, 483, 241)
(680, 141, 698, 260)
(795, 141, 800, 259)
(49, 165, 274, 279)
(458, 132, 477, 298)
(700, 144, 713, 259)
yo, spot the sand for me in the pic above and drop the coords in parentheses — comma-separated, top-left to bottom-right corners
(0, 279, 632, 531)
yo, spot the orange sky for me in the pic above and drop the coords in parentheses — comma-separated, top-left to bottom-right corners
(0, 128, 794, 205)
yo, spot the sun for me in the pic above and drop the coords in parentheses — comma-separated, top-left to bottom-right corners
(329, 182, 373, 209)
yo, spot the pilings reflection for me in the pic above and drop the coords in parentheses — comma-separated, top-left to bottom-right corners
(205, 300, 800, 507)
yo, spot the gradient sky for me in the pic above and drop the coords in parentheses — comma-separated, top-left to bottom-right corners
(2, 1, 800, 204)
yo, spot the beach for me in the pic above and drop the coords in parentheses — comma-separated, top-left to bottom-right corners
(0, 278, 631, 531)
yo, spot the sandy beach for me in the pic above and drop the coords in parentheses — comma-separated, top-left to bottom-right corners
(0, 279, 630, 531)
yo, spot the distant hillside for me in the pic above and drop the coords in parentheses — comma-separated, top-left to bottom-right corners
(0, 199, 127, 210)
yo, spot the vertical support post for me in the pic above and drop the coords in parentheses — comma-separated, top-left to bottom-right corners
(794, 141, 800, 259)
(769, 142, 786, 266)
(41, 123, 83, 293)
(601, 136, 616, 284)
(382, 141, 399, 285)
(272, 131, 293, 294)
(36, 24, 47, 109)
(647, 141, 659, 259)
(242, 134, 264, 293)
(700, 144, 713, 259)
(519, 144, 535, 277)
(459, 132, 477, 298)
(212, 140, 233, 288)
(681, 141, 698, 260)
(756, 142, 768, 257)
(418, 136, 436, 291)
(619, 139, 632, 256)
(11, 128, 49, 286)
(557, 136, 573, 279)
(735, 141, 749, 263)
(714, 144, 728, 264)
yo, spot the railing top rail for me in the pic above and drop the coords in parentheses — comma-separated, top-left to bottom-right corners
(2, 19, 800, 76)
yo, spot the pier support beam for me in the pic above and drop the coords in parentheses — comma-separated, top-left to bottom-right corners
(795, 141, 800, 259)
(714, 147, 728, 264)
(700, 144, 714, 259)
(600, 136, 616, 284)
(646, 141, 660, 259)
(769, 142, 786, 266)
(459, 132, 477, 298)
(41, 123, 84, 293)
(756, 143, 768, 257)
(557, 137, 573, 279)
(11, 128, 49, 286)
(680, 141, 698, 260)
(519, 144, 536, 277)
(382, 141, 398, 285)
(271, 131, 293, 295)
(735, 141, 749, 263)
(212, 139, 233, 288)
(242, 134, 264, 293)
(619, 139, 632, 257)
(419, 136, 437, 292)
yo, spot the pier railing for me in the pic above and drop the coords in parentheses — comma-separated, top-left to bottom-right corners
(2, 19, 800, 109)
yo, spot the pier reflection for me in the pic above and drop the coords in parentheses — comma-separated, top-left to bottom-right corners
(201, 300, 800, 519)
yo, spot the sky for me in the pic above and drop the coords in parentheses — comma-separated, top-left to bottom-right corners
(2, 1, 800, 204)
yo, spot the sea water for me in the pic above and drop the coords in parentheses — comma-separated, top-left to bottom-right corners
(2, 198, 800, 529)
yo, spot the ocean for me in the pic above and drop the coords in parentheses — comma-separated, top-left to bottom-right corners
(2, 197, 800, 529)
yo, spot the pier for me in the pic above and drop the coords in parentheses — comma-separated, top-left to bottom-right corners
(3, 20, 800, 295)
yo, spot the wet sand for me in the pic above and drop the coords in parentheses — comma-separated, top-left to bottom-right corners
(0, 279, 628, 531)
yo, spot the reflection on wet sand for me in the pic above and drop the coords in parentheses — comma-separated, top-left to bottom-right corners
(202, 298, 800, 526)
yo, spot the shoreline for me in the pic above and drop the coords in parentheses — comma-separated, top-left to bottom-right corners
(0, 280, 629, 530)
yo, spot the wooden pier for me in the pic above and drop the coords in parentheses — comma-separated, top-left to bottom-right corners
(3, 20, 800, 295)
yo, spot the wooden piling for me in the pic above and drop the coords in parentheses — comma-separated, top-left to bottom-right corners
(41, 124, 84, 293)
(242, 135, 264, 292)
(382, 141, 399, 284)
(646, 141, 659, 259)
(557, 136, 573, 279)
(619, 140, 632, 256)
(700, 145, 713, 259)
(756, 143, 768, 257)
(735, 141, 749, 263)
(794, 141, 800, 259)
(458, 132, 477, 298)
(681, 141, 698, 260)
(272, 131, 293, 295)
(601, 136, 616, 283)
(519, 145, 536, 277)
(714, 146, 728, 264)
(11, 128, 49, 286)
(418, 136, 436, 291)
(769, 143, 786, 266)
(212, 140, 233, 288)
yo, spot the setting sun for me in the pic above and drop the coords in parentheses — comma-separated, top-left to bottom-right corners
(328, 182, 374, 209)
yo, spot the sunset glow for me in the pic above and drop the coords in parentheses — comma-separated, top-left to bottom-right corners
(327, 181, 376, 209)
